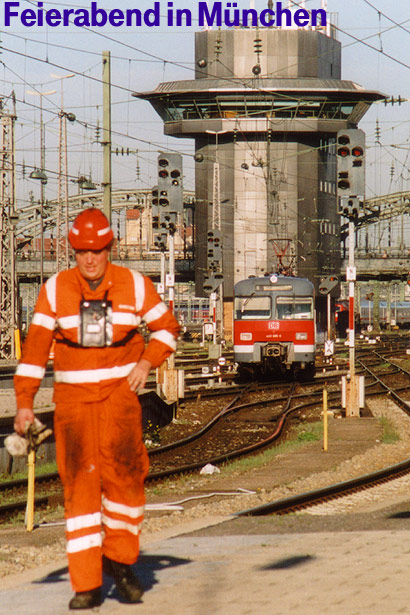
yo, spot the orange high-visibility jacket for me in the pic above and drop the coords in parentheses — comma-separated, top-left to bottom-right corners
(14, 263, 180, 408)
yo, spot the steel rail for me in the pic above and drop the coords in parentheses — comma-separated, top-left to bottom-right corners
(1, 343, 407, 520)
(236, 351, 410, 517)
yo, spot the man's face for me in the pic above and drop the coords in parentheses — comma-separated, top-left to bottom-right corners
(75, 248, 110, 281)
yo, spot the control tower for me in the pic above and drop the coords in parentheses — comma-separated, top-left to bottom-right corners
(136, 3, 384, 298)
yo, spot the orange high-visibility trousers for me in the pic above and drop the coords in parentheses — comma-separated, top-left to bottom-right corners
(54, 379, 149, 592)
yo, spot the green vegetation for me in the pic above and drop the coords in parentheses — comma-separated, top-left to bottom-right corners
(0, 460, 58, 483)
(145, 421, 324, 497)
(295, 422, 323, 443)
(398, 358, 410, 371)
(220, 422, 322, 476)
(1, 504, 65, 529)
(378, 416, 400, 444)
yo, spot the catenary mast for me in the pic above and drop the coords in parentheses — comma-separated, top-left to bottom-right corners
(0, 94, 18, 359)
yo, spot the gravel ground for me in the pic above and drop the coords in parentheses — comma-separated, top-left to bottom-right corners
(1, 395, 410, 579)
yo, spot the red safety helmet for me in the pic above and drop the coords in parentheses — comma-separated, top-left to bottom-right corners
(68, 208, 114, 250)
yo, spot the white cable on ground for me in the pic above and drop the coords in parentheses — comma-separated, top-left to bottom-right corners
(38, 489, 258, 524)
(145, 488, 257, 511)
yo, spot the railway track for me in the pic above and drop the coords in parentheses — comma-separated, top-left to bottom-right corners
(1, 339, 409, 523)
(0, 379, 330, 520)
(237, 351, 410, 517)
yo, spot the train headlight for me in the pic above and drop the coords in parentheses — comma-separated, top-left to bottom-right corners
(295, 332, 308, 340)
(240, 332, 252, 341)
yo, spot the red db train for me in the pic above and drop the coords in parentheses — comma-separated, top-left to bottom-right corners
(233, 275, 316, 380)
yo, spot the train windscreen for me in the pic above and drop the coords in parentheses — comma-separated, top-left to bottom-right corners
(276, 297, 313, 320)
(234, 296, 271, 320)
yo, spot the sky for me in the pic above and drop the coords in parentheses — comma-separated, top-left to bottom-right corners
(0, 0, 409, 213)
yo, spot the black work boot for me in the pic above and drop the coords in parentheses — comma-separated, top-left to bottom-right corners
(68, 587, 102, 610)
(102, 555, 143, 603)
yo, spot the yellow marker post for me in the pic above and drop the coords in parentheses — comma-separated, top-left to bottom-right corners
(323, 387, 328, 452)
(14, 329, 21, 361)
(26, 449, 36, 532)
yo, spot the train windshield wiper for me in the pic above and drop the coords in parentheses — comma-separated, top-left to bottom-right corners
(241, 293, 255, 313)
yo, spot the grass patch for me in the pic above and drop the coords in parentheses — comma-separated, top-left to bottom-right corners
(295, 422, 323, 443)
(217, 422, 323, 476)
(1, 504, 65, 529)
(378, 416, 400, 444)
(397, 358, 410, 371)
(145, 421, 324, 498)
(0, 461, 58, 483)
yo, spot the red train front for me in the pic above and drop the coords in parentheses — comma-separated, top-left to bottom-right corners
(233, 275, 316, 379)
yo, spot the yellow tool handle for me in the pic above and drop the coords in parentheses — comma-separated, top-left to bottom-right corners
(26, 449, 36, 532)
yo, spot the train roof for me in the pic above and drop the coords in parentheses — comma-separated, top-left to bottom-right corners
(234, 275, 314, 296)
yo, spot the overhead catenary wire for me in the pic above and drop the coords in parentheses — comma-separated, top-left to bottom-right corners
(2, 2, 409, 214)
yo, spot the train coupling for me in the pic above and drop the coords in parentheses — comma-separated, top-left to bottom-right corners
(263, 344, 284, 358)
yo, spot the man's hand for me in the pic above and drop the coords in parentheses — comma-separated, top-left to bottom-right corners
(127, 359, 152, 393)
(14, 408, 35, 435)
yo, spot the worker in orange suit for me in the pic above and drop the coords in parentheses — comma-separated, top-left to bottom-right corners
(13, 208, 180, 610)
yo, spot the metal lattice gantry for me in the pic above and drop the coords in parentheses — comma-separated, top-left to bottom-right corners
(0, 95, 18, 360)
(341, 190, 410, 258)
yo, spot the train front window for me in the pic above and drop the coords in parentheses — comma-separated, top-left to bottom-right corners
(276, 297, 313, 320)
(234, 296, 271, 320)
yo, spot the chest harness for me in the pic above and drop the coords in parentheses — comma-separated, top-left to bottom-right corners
(55, 291, 140, 349)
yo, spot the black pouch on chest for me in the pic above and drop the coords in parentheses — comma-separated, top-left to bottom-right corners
(79, 296, 113, 347)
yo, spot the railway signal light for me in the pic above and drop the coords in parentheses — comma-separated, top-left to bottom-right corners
(336, 129, 366, 200)
(207, 229, 223, 273)
(203, 273, 223, 294)
(151, 186, 160, 229)
(156, 153, 183, 236)
(157, 152, 183, 213)
(153, 231, 168, 252)
(161, 211, 178, 235)
(318, 275, 340, 295)
(339, 197, 360, 220)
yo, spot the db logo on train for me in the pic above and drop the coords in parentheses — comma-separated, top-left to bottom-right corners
(268, 321, 280, 330)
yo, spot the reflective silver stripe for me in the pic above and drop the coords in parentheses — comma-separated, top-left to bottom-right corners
(15, 363, 46, 379)
(150, 330, 177, 351)
(131, 270, 145, 313)
(32, 312, 56, 331)
(233, 345, 254, 353)
(45, 274, 58, 314)
(66, 512, 101, 533)
(66, 532, 102, 554)
(112, 312, 141, 326)
(97, 226, 111, 237)
(54, 362, 136, 384)
(294, 345, 315, 353)
(143, 302, 168, 324)
(57, 315, 80, 330)
(102, 495, 145, 519)
(102, 514, 142, 536)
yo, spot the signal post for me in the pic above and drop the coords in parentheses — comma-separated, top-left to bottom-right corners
(318, 274, 339, 361)
(153, 152, 183, 401)
(337, 129, 366, 417)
